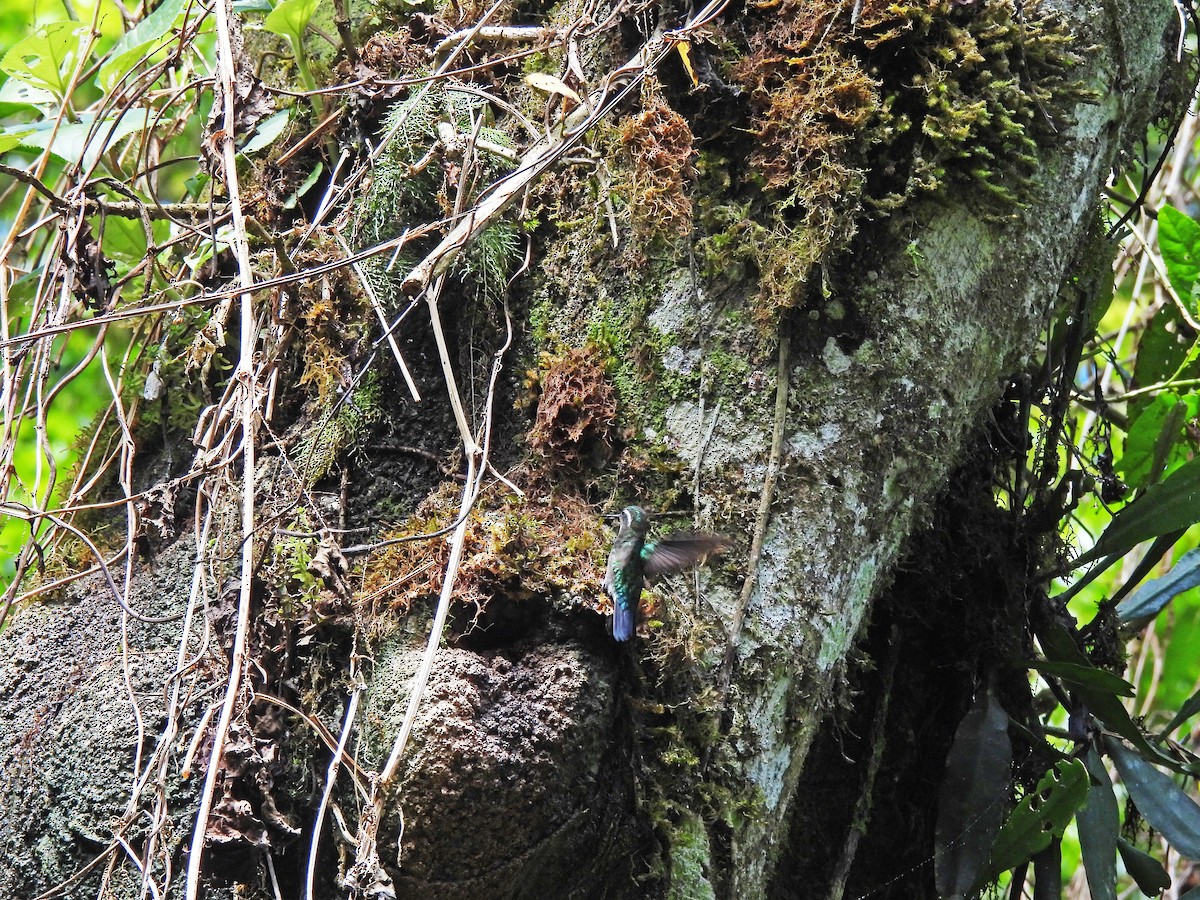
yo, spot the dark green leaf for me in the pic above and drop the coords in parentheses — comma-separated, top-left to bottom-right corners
(1108, 737, 1200, 860)
(1158, 206, 1200, 320)
(935, 683, 1013, 900)
(1132, 308, 1194, 421)
(1117, 548, 1200, 629)
(1116, 837, 1171, 895)
(1162, 688, 1200, 740)
(984, 759, 1088, 886)
(1073, 456, 1200, 567)
(1025, 660, 1135, 697)
(1078, 749, 1119, 900)
(284, 162, 323, 209)
(1037, 624, 1169, 764)
(1111, 531, 1189, 606)
(240, 110, 289, 155)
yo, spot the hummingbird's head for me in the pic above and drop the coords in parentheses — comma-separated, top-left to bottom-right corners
(620, 505, 650, 535)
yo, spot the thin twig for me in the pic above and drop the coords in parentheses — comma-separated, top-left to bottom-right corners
(717, 330, 790, 702)
(184, 0, 265, 892)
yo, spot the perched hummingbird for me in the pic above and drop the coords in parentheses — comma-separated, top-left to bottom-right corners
(603, 506, 730, 641)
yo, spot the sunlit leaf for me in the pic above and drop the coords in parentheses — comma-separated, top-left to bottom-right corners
(984, 759, 1088, 886)
(1073, 456, 1200, 567)
(0, 126, 34, 155)
(524, 72, 582, 104)
(676, 40, 699, 88)
(1159, 205, 1200, 320)
(97, 0, 188, 92)
(1108, 737, 1200, 860)
(935, 683, 1012, 900)
(0, 75, 57, 108)
(17, 109, 152, 168)
(0, 22, 89, 99)
(263, 0, 319, 48)
(1116, 838, 1171, 895)
(1116, 547, 1200, 629)
(1078, 749, 1118, 900)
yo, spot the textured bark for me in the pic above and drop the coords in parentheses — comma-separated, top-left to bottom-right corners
(0, 0, 1183, 897)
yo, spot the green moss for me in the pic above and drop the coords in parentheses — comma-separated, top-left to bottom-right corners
(707, 0, 1093, 325)
(666, 813, 717, 900)
(294, 373, 383, 486)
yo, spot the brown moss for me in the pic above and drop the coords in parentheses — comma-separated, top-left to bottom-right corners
(616, 89, 698, 244)
(714, 0, 1088, 324)
(357, 483, 609, 633)
(528, 345, 619, 477)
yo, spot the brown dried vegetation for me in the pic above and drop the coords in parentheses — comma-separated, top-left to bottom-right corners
(528, 345, 620, 476)
(358, 483, 610, 634)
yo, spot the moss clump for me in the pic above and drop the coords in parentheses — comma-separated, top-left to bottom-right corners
(714, 0, 1090, 323)
(357, 482, 609, 636)
(527, 345, 620, 477)
(294, 373, 383, 486)
(613, 87, 699, 247)
(350, 83, 521, 305)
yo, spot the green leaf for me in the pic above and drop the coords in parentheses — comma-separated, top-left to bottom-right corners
(0, 22, 89, 99)
(263, 0, 319, 48)
(0, 75, 57, 108)
(1159, 206, 1200, 321)
(1025, 660, 1135, 697)
(1131, 308, 1195, 419)
(96, 0, 189, 92)
(1116, 547, 1200, 629)
(1161, 688, 1200, 740)
(1108, 737, 1200, 860)
(1074, 456, 1200, 567)
(1078, 749, 1119, 900)
(283, 161, 323, 208)
(1035, 624, 1166, 763)
(1116, 837, 1171, 896)
(983, 759, 1089, 886)
(16, 109, 153, 168)
(0, 126, 34, 155)
(935, 683, 1013, 900)
(240, 109, 289, 155)
(1118, 392, 1200, 488)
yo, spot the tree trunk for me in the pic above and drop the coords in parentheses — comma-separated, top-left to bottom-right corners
(0, 0, 1183, 897)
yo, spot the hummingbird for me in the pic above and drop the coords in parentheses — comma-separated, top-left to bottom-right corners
(603, 506, 730, 641)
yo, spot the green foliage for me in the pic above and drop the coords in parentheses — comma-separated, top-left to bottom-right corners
(984, 760, 1088, 887)
(0, 21, 88, 100)
(1158, 205, 1200, 320)
(264, 0, 321, 98)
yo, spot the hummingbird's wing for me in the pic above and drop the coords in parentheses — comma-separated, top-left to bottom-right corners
(641, 534, 730, 578)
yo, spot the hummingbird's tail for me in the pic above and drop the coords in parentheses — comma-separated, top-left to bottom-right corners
(612, 603, 634, 641)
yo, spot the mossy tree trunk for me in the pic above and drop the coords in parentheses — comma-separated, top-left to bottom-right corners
(0, 0, 1184, 897)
